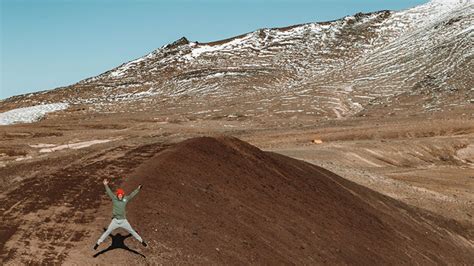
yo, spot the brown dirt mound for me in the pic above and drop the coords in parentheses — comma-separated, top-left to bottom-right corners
(121, 136, 472, 264)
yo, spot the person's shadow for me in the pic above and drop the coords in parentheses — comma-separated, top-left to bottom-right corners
(93, 228, 146, 258)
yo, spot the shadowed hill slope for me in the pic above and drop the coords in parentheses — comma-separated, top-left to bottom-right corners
(122, 136, 473, 264)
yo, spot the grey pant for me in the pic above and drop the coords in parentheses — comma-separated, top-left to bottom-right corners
(97, 218, 143, 244)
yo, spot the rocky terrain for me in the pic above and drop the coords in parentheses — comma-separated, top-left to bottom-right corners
(1, 0, 472, 120)
(0, 0, 473, 264)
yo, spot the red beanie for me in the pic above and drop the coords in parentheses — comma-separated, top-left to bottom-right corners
(116, 188, 125, 196)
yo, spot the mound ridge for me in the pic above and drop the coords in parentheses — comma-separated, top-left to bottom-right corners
(122, 136, 473, 264)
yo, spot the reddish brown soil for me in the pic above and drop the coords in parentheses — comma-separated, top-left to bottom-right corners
(116, 136, 473, 264)
(0, 142, 169, 264)
(1, 134, 473, 264)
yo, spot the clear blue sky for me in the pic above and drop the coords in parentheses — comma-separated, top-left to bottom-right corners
(1, 0, 428, 99)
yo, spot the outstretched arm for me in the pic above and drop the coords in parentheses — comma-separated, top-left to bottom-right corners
(103, 179, 115, 199)
(127, 184, 142, 200)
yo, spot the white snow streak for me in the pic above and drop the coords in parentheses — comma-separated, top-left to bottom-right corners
(0, 103, 69, 125)
(38, 139, 112, 153)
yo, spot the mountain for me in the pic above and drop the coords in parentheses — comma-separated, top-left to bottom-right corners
(1, 0, 472, 121)
(0, 1, 471, 120)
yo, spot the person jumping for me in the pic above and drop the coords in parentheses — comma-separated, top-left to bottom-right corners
(93, 179, 147, 250)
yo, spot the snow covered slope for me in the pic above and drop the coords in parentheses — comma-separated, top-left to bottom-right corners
(0, 103, 69, 125)
(1, 0, 472, 119)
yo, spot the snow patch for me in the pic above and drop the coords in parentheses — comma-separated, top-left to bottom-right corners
(15, 155, 33, 162)
(429, 0, 471, 6)
(38, 139, 113, 153)
(109, 57, 147, 78)
(183, 34, 257, 61)
(29, 144, 56, 148)
(0, 103, 69, 125)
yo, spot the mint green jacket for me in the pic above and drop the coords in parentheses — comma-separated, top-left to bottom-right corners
(105, 184, 140, 220)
